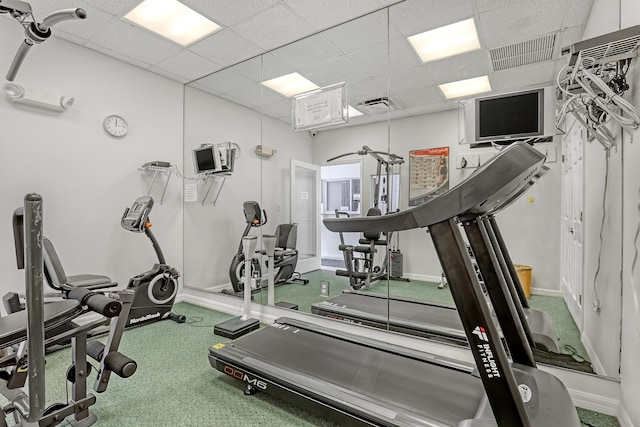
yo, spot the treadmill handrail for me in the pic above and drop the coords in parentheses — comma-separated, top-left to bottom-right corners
(323, 141, 546, 234)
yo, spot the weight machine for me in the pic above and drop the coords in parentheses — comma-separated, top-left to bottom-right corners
(327, 146, 409, 289)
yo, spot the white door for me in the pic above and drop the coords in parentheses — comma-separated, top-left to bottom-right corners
(561, 124, 584, 325)
(291, 159, 321, 273)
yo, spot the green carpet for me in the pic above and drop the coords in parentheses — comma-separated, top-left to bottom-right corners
(13, 303, 335, 427)
(2, 302, 618, 426)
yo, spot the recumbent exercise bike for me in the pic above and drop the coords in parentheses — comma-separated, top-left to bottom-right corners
(228, 201, 308, 294)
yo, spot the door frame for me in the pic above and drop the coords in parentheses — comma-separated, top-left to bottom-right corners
(291, 159, 322, 273)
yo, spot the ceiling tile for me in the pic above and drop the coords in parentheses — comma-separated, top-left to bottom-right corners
(192, 68, 255, 95)
(386, 65, 435, 92)
(391, 84, 443, 107)
(270, 33, 342, 71)
(475, 0, 512, 13)
(226, 57, 263, 82)
(389, 37, 423, 73)
(346, 44, 389, 79)
(322, 10, 390, 55)
(155, 51, 223, 82)
(82, 0, 140, 16)
(389, 0, 475, 37)
(348, 78, 388, 104)
(231, 3, 315, 51)
(88, 20, 182, 66)
(189, 29, 264, 69)
(285, 0, 386, 33)
(261, 53, 300, 81)
(300, 57, 369, 88)
(564, 0, 594, 28)
(181, 0, 280, 27)
(30, 1, 116, 40)
(478, 0, 566, 49)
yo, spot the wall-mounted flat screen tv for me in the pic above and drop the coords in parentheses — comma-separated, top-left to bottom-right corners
(464, 86, 555, 144)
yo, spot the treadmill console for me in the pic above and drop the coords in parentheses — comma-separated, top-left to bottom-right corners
(121, 196, 154, 233)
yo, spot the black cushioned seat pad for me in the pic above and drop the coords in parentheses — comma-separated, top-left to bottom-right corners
(67, 274, 117, 290)
(0, 300, 83, 349)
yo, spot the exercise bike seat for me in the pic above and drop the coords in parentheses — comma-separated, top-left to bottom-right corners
(0, 299, 83, 350)
(43, 238, 118, 291)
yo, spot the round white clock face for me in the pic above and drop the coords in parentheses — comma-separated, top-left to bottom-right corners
(103, 115, 128, 137)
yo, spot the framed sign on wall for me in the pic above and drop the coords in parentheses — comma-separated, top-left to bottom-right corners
(292, 82, 347, 132)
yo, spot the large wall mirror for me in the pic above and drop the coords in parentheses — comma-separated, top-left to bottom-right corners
(183, 0, 621, 382)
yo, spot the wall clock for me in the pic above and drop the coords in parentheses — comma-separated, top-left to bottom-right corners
(103, 115, 128, 137)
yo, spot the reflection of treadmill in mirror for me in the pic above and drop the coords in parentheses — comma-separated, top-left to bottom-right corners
(312, 215, 593, 372)
(209, 141, 581, 427)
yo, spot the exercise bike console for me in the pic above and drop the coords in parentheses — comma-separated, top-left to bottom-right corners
(121, 196, 185, 327)
(121, 197, 153, 233)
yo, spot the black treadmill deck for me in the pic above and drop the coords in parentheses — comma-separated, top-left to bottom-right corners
(210, 318, 485, 427)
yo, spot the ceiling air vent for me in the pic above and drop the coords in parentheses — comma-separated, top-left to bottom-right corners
(357, 97, 396, 114)
(489, 33, 556, 71)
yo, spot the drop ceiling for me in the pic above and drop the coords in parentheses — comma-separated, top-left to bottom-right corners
(3, 0, 594, 126)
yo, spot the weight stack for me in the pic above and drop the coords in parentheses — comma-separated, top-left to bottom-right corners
(389, 250, 404, 279)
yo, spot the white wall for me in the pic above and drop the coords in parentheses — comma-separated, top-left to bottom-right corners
(183, 86, 313, 290)
(313, 110, 562, 288)
(580, 0, 640, 424)
(0, 18, 184, 302)
(619, 0, 640, 424)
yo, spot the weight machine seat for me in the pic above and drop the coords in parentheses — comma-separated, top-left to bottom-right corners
(358, 238, 387, 245)
(0, 300, 83, 350)
(42, 238, 118, 292)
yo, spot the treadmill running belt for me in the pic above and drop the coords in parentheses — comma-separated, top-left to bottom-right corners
(312, 292, 466, 345)
(211, 318, 485, 426)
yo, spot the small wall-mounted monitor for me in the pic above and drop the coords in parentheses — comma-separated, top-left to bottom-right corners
(464, 86, 556, 144)
(193, 144, 218, 175)
(192, 143, 236, 175)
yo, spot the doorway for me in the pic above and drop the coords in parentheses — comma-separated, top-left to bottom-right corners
(320, 162, 362, 270)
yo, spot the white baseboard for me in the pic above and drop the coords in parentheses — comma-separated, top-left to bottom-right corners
(530, 287, 562, 297)
(402, 273, 441, 283)
(581, 331, 606, 376)
(617, 404, 634, 427)
(570, 388, 619, 416)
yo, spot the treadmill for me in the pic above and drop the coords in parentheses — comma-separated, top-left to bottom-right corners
(209, 141, 581, 427)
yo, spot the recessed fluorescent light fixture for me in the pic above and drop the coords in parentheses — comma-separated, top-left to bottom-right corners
(439, 75, 492, 99)
(348, 106, 364, 117)
(408, 18, 480, 62)
(124, 0, 222, 46)
(262, 73, 319, 97)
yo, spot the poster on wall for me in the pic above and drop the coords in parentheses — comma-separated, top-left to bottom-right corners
(409, 147, 449, 206)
